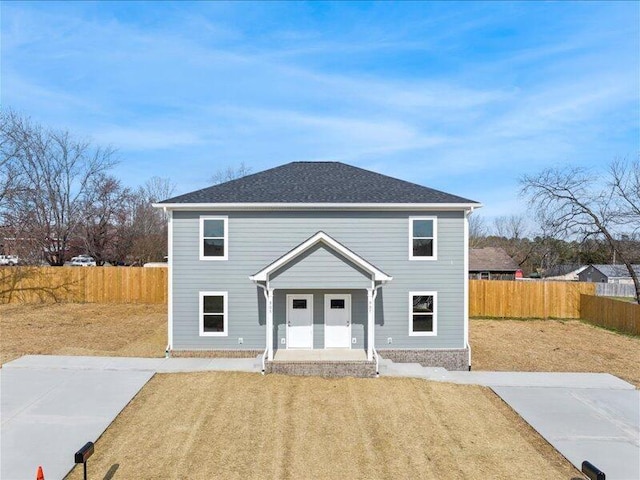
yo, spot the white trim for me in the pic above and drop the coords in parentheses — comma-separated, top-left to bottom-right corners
(463, 210, 470, 351)
(409, 216, 438, 261)
(286, 294, 314, 349)
(409, 291, 437, 336)
(266, 287, 274, 361)
(155, 202, 482, 211)
(367, 287, 374, 361)
(250, 231, 392, 282)
(199, 216, 228, 261)
(323, 294, 352, 349)
(167, 209, 173, 350)
(199, 291, 228, 337)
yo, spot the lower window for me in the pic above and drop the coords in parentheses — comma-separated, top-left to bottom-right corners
(409, 292, 437, 336)
(200, 292, 228, 336)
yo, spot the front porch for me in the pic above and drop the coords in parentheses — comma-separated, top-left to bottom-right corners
(266, 348, 377, 378)
(273, 348, 367, 362)
(250, 231, 393, 372)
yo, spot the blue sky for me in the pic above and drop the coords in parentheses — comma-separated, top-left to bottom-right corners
(2, 1, 639, 225)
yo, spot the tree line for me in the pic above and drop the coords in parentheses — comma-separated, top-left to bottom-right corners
(471, 214, 640, 275)
(0, 110, 174, 266)
(2, 109, 638, 301)
(473, 158, 640, 303)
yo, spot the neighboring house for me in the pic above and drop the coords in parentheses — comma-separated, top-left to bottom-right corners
(156, 162, 481, 374)
(543, 264, 587, 281)
(468, 247, 520, 280)
(578, 264, 640, 284)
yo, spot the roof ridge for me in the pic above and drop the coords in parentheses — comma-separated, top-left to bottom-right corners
(160, 161, 480, 205)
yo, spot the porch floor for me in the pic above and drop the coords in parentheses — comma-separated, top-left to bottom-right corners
(273, 349, 367, 362)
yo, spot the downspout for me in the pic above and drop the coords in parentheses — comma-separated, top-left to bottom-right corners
(165, 206, 173, 358)
(464, 207, 474, 371)
(371, 280, 385, 377)
(255, 282, 270, 374)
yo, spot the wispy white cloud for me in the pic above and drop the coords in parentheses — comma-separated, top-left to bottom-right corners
(92, 127, 204, 151)
(1, 1, 638, 223)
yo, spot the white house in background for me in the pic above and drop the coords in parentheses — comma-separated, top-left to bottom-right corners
(544, 265, 588, 281)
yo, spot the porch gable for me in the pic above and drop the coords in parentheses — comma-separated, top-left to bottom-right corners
(249, 231, 392, 284)
(270, 243, 371, 289)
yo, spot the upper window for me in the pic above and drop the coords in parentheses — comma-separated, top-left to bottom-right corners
(200, 216, 228, 260)
(409, 217, 437, 260)
(199, 292, 227, 336)
(409, 292, 437, 336)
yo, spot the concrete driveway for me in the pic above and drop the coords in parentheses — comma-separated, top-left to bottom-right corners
(1, 355, 260, 480)
(494, 386, 639, 480)
(381, 359, 639, 480)
(1, 367, 154, 480)
(2, 355, 638, 480)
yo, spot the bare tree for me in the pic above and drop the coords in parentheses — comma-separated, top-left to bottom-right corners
(493, 214, 527, 240)
(125, 176, 176, 265)
(521, 159, 640, 303)
(609, 158, 640, 227)
(209, 162, 252, 185)
(1, 112, 117, 265)
(0, 110, 27, 207)
(468, 213, 487, 248)
(80, 174, 131, 265)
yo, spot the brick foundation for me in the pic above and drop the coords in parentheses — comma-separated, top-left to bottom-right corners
(266, 361, 377, 378)
(378, 348, 469, 371)
(170, 350, 262, 358)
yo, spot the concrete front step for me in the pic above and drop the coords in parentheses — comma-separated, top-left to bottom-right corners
(266, 360, 377, 378)
(377, 358, 449, 377)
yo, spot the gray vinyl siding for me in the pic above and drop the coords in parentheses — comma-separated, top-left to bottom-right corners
(171, 210, 465, 350)
(270, 245, 372, 289)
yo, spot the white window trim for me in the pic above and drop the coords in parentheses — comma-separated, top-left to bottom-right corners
(409, 291, 437, 336)
(409, 216, 437, 261)
(199, 291, 228, 337)
(199, 216, 228, 261)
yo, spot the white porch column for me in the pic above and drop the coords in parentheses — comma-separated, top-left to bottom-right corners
(267, 288, 274, 361)
(367, 287, 374, 361)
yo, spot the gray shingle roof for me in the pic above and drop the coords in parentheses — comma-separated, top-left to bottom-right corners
(590, 264, 640, 278)
(469, 247, 519, 272)
(160, 161, 479, 204)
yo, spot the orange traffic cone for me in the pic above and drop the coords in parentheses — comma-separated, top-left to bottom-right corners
(36, 465, 44, 480)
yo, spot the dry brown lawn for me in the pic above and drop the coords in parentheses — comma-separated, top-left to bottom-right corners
(3, 303, 637, 386)
(0, 303, 166, 365)
(65, 372, 580, 480)
(471, 318, 640, 387)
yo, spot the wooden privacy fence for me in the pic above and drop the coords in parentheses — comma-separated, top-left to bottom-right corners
(580, 294, 640, 335)
(469, 280, 596, 319)
(0, 269, 602, 319)
(0, 266, 167, 304)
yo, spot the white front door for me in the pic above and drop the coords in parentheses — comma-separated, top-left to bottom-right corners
(324, 294, 351, 348)
(286, 294, 313, 349)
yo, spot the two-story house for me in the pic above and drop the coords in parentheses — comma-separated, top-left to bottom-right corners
(156, 162, 481, 376)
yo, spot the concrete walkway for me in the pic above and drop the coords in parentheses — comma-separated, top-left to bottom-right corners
(2, 355, 638, 480)
(380, 359, 640, 480)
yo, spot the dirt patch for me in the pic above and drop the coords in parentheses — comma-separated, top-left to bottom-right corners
(0, 303, 166, 365)
(471, 318, 640, 387)
(64, 372, 579, 480)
